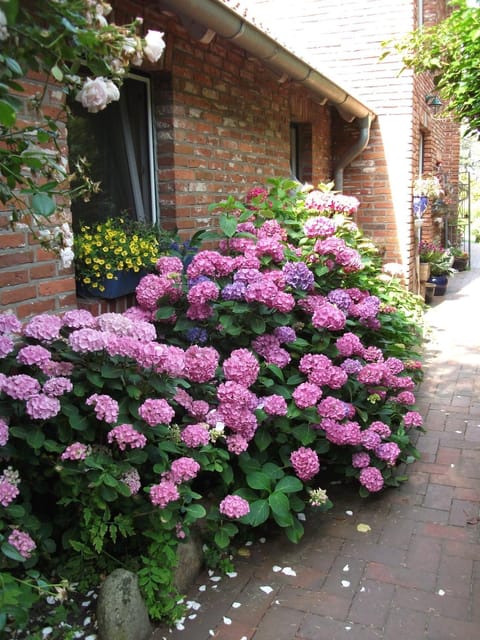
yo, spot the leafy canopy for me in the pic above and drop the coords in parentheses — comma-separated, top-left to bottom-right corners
(386, 0, 480, 137)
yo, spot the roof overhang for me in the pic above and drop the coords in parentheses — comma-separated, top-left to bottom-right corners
(158, 0, 376, 123)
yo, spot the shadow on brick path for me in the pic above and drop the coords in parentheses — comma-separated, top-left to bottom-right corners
(151, 246, 480, 640)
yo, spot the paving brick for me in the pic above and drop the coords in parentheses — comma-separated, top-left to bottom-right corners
(275, 585, 351, 619)
(249, 605, 305, 640)
(383, 606, 428, 637)
(426, 614, 480, 640)
(437, 554, 474, 598)
(423, 483, 455, 510)
(365, 561, 437, 591)
(405, 536, 442, 573)
(449, 499, 480, 527)
(348, 579, 395, 626)
(393, 586, 471, 621)
(297, 614, 383, 640)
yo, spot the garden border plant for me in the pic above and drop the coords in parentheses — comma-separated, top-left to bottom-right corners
(0, 179, 426, 636)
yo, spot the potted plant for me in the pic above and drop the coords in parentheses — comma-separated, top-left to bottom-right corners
(428, 248, 455, 296)
(450, 247, 469, 271)
(74, 216, 163, 299)
(413, 174, 443, 218)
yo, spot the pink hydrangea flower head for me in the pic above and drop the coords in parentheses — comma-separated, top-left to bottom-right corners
(107, 424, 147, 451)
(2, 374, 41, 400)
(61, 442, 91, 461)
(352, 452, 371, 468)
(225, 434, 250, 454)
(184, 345, 219, 383)
(181, 424, 211, 448)
(169, 457, 201, 484)
(86, 394, 119, 424)
(0, 312, 22, 335)
(359, 466, 384, 492)
(68, 328, 106, 353)
(219, 494, 250, 518)
(0, 336, 14, 357)
(303, 216, 337, 238)
(312, 302, 346, 331)
(16, 345, 52, 367)
(336, 332, 364, 357)
(61, 309, 96, 329)
(0, 477, 20, 507)
(121, 468, 141, 495)
(43, 377, 73, 397)
(8, 529, 36, 559)
(223, 348, 259, 387)
(0, 418, 9, 446)
(262, 394, 288, 416)
(156, 256, 183, 276)
(26, 394, 61, 420)
(403, 411, 423, 428)
(292, 382, 322, 409)
(150, 479, 180, 508)
(290, 447, 320, 481)
(23, 314, 62, 341)
(375, 442, 401, 466)
(139, 398, 175, 426)
(317, 396, 349, 420)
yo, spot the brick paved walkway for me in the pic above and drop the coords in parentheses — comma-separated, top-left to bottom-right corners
(152, 250, 480, 640)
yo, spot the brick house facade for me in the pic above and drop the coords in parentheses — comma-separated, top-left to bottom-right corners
(0, 0, 459, 318)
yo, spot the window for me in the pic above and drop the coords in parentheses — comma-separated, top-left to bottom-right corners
(68, 73, 158, 230)
(290, 122, 312, 183)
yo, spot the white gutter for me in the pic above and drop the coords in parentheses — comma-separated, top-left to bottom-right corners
(159, 0, 376, 123)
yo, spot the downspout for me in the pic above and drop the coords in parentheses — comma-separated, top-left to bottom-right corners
(333, 115, 371, 192)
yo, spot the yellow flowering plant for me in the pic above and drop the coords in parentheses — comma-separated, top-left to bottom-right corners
(73, 217, 162, 292)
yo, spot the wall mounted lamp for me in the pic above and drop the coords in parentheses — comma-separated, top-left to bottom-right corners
(425, 94, 443, 115)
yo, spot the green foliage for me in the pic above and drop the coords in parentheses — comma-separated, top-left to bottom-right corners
(384, 0, 480, 137)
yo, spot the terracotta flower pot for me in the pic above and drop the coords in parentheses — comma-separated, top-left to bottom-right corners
(419, 262, 431, 282)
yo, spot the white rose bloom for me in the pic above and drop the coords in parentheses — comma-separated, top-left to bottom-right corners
(60, 247, 75, 270)
(0, 10, 8, 41)
(75, 77, 109, 113)
(104, 79, 120, 103)
(144, 30, 165, 63)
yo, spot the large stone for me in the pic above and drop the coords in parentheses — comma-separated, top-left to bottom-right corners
(173, 532, 204, 594)
(97, 568, 152, 640)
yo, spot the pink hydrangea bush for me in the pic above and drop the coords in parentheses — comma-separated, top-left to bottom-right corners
(0, 178, 425, 629)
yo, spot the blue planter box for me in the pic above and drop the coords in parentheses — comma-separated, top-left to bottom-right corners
(77, 270, 146, 300)
(428, 274, 448, 297)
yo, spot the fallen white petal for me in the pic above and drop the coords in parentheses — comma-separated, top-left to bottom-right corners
(240, 637, 248, 640)
(438, 589, 446, 596)
(84, 636, 96, 640)
(226, 571, 238, 578)
(245, 540, 253, 546)
(343, 564, 349, 572)
(259, 537, 266, 543)
(232, 601, 242, 608)
(345, 626, 352, 631)
(297, 512, 306, 521)
(450, 464, 455, 468)
(210, 576, 221, 582)
(341, 580, 351, 588)
(188, 614, 197, 620)
(42, 629, 53, 638)
(46, 596, 57, 605)
(360, 586, 366, 592)
(83, 617, 91, 626)
(282, 567, 297, 576)
(175, 623, 185, 631)
(198, 585, 207, 592)
(81, 600, 91, 607)
(212, 584, 218, 589)
(208, 569, 214, 576)
(223, 617, 232, 625)
(186, 600, 201, 611)
(272, 565, 282, 572)
(260, 585, 274, 594)
(209, 631, 215, 637)
(455, 430, 462, 434)
(345, 510, 353, 516)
